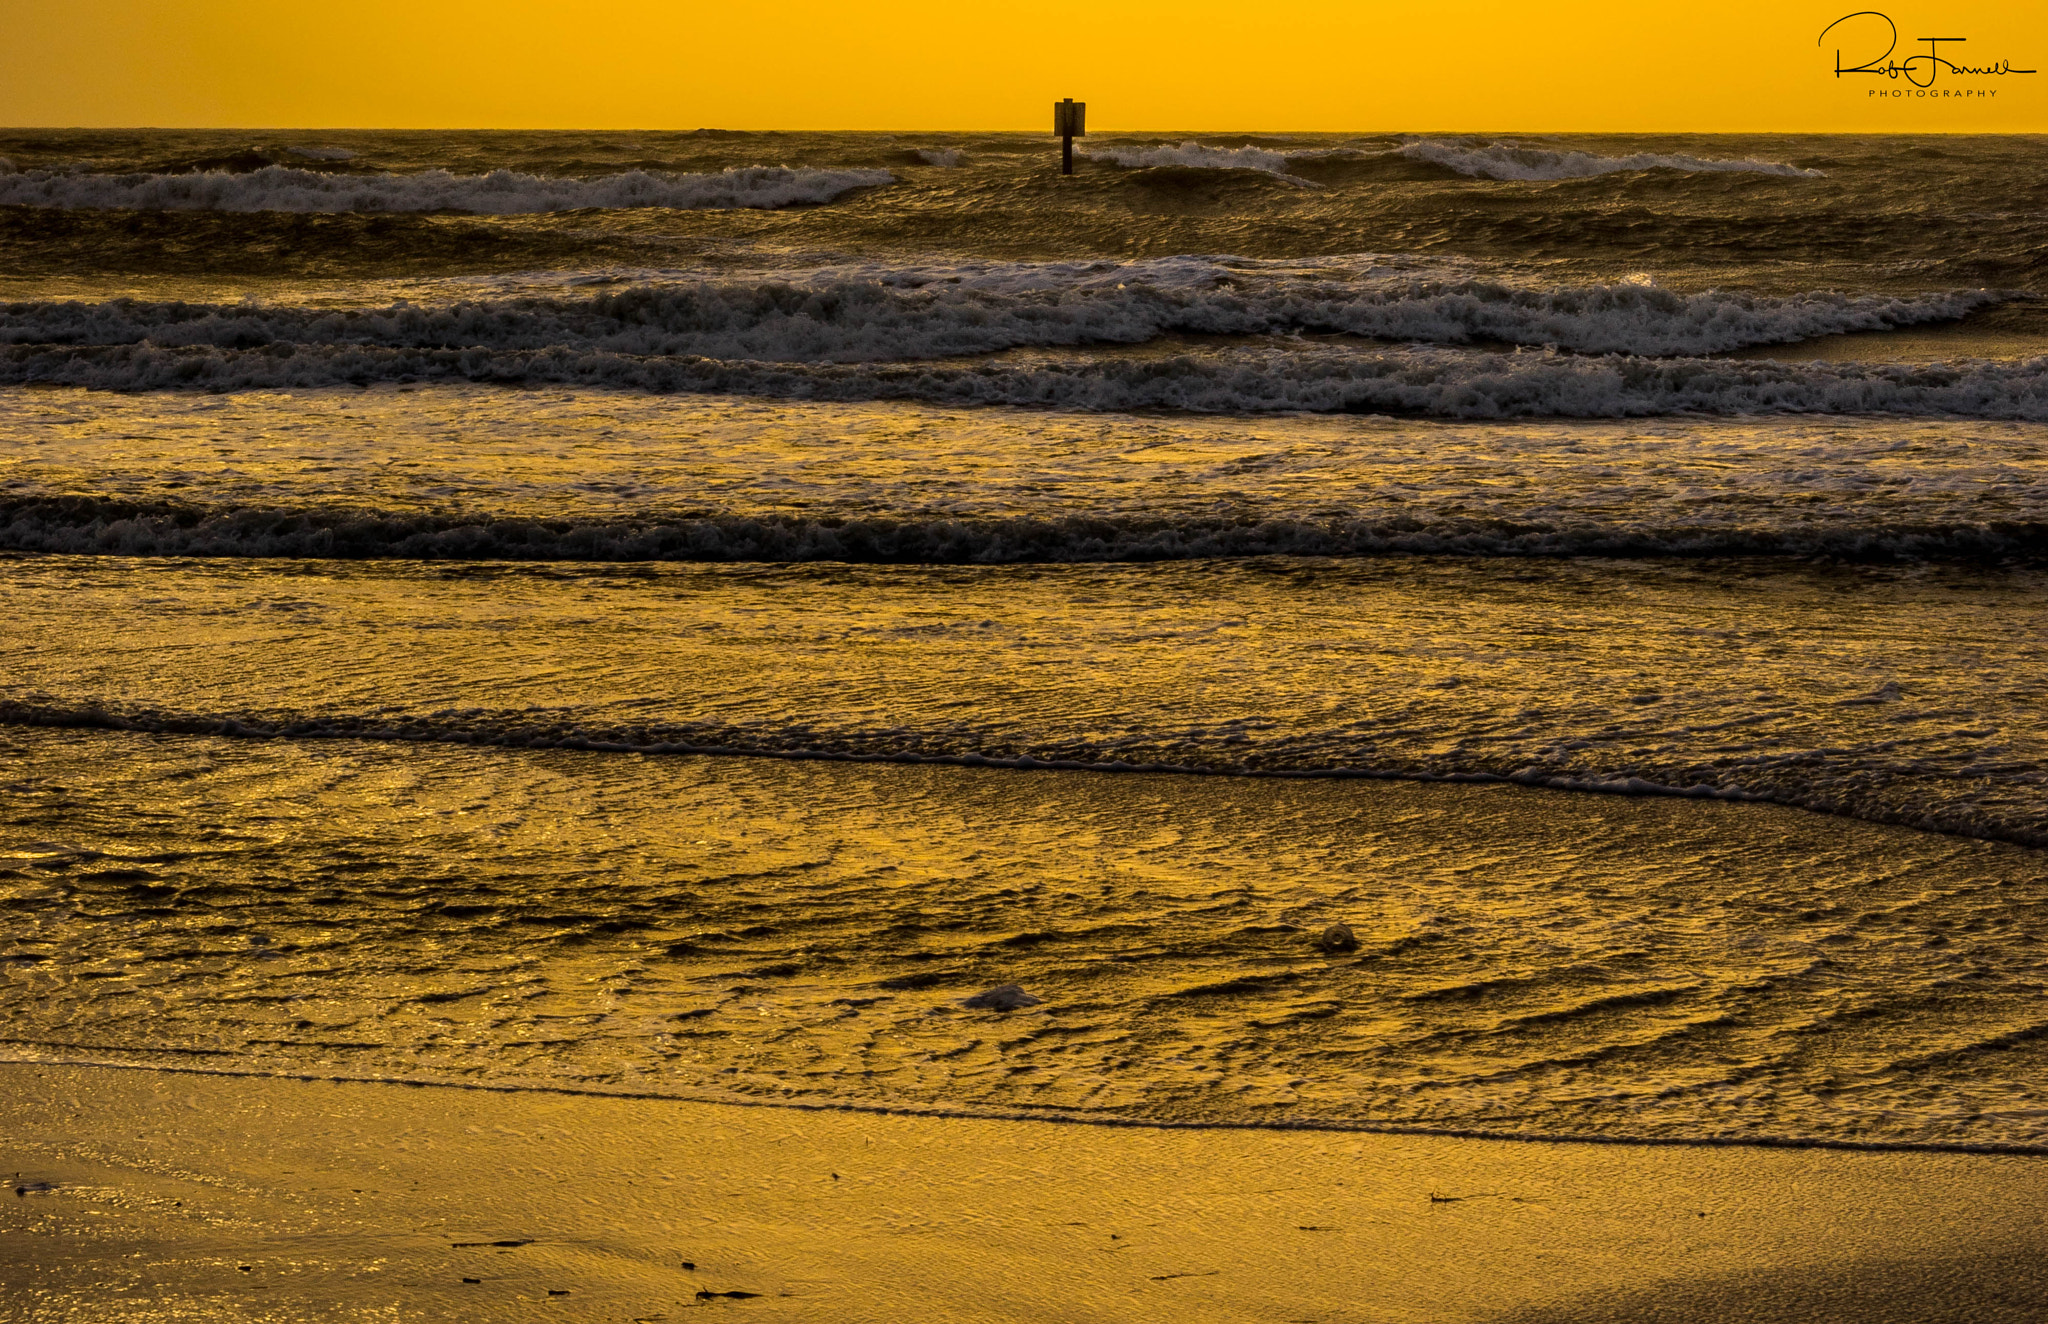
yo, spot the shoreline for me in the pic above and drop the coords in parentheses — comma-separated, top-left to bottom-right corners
(9, 1052, 2048, 1159)
(6, 1062, 2047, 1322)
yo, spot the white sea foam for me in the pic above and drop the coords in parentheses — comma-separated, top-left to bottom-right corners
(0, 265, 2010, 360)
(0, 164, 895, 213)
(1080, 141, 1312, 183)
(1079, 139, 1821, 184)
(914, 147, 965, 167)
(1398, 139, 1825, 181)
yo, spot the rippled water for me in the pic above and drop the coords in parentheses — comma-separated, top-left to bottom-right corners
(5, 551, 2046, 844)
(8, 732, 2048, 1148)
(2, 129, 2045, 1149)
(5, 389, 2046, 559)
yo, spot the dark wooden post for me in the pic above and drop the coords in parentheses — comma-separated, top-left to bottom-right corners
(1053, 98, 1086, 175)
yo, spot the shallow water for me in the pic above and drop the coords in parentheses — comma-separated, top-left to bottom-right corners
(5, 389, 2047, 559)
(7, 735, 2048, 1148)
(4, 551, 2046, 844)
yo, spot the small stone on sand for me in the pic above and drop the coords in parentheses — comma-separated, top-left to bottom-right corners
(961, 983, 1043, 1010)
(1317, 923, 1359, 953)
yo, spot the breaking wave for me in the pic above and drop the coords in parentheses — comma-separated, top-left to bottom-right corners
(1077, 139, 1823, 185)
(1397, 139, 1825, 182)
(0, 165, 895, 214)
(0, 269, 2012, 360)
(1081, 141, 1311, 182)
(5, 339, 2043, 419)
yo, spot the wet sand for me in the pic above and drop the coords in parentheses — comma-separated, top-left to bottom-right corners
(4, 1062, 2044, 1322)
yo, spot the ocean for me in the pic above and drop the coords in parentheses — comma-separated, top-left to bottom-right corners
(2, 128, 2046, 1152)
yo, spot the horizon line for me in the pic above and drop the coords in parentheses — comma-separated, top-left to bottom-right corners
(5, 124, 2048, 136)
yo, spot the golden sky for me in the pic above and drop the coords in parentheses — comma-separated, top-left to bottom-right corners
(3, 0, 2043, 131)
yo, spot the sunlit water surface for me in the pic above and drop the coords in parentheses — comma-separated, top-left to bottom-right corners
(8, 733, 2048, 1149)
(3, 130, 2047, 1150)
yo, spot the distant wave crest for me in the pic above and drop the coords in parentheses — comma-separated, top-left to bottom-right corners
(1077, 139, 1822, 184)
(1081, 142, 1311, 183)
(0, 267, 2010, 360)
(1397, 139, 1825, 182)
(0, 164, 895, 214)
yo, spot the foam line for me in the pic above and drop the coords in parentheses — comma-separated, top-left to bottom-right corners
(1, 699, 2039, 850)
(5, 340, 2042, 419)
(1397, 139, 1825, 181)
(4, 499, 2043, 563)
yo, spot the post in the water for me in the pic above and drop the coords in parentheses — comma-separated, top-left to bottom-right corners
(1054, 98, 1086, 175)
